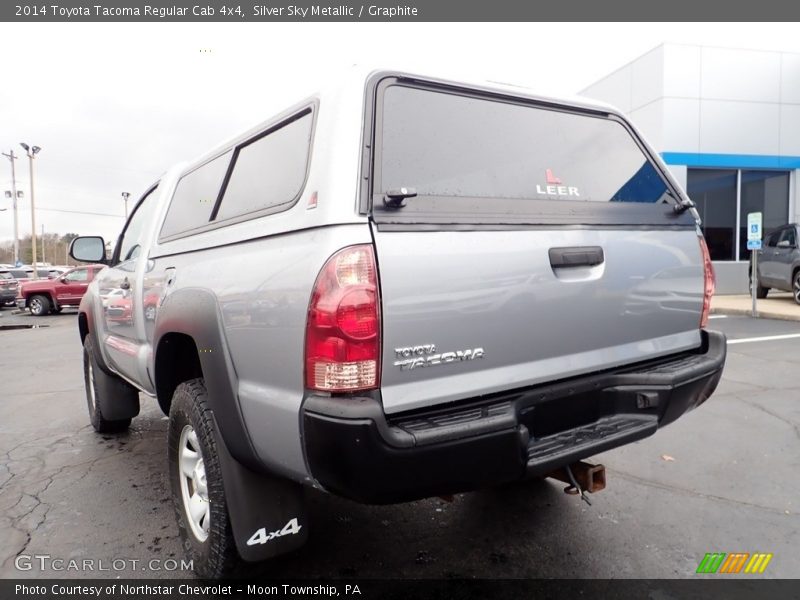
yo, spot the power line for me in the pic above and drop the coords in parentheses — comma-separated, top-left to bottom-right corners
(36, 206, 124, 218)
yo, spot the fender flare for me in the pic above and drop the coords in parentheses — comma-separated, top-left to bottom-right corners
(153, 288, 263, 472)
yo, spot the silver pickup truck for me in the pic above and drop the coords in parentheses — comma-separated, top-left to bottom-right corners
(70, 69, 726, 578)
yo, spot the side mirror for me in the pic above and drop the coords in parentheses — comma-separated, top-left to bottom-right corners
(70, 236, 107, 264)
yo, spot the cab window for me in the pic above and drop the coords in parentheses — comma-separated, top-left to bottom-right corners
(64, 268, 89, 282)
(116, 186, 160, 267)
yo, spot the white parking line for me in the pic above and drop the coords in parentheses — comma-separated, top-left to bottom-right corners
(727, 333, 800, 345)
(708, 315, 728, 319)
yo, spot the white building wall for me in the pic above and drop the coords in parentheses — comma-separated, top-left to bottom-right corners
(582, 43, 800, 294)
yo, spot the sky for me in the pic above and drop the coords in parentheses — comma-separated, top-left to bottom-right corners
(1, 22, 800, 246)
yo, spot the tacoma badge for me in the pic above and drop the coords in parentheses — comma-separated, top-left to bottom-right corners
(393, 345, 486, 371)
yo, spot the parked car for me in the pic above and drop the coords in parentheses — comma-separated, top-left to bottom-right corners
(752, 223, 800, 304)
(69, 69, 726, 578)
(16, 264, 105, 316)
(0, 270, 19, 306)
(7, 267, 62, 281)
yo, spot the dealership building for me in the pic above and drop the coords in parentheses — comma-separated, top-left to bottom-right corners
(582, 44, 800, 293)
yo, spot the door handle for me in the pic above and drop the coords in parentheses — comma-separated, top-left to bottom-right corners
(549, 246, 605, 268)
(120, 278, 131, 290)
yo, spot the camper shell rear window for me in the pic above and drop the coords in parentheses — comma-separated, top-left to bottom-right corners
(369, 78, 693, 228)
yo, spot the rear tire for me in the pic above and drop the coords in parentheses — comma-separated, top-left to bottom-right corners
(168, 379, 238, 578)
(83, 336, 133, 433)
(29, 294, 50, 316)
(749, 273, 769, 299)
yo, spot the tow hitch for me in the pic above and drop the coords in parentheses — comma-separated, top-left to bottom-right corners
(547, 461, 606, 505)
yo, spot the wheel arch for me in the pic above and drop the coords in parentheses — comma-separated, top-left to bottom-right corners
(78, 311, 90, 343)
(153, 288, 263, 472)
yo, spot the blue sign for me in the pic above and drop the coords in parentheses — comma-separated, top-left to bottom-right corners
(747, 239, 762, 250)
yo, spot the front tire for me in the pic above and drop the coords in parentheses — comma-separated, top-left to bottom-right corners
(168, 379, 238, 578)
(29, 294, 50, 316)
(794, 271, 800, 305)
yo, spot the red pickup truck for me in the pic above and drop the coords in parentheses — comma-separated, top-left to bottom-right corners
(16, 264, 105, 316)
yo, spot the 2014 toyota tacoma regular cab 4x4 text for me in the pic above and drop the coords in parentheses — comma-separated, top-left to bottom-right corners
(69, 69, 726, 578)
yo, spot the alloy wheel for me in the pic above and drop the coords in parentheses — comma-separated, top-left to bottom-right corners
(178, 425, 210, 542)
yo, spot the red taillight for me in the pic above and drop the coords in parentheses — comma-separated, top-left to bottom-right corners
(305, 245, 380, 392)
(699, 236, 715, 328)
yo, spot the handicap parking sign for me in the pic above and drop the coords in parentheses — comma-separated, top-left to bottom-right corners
(747, 212, 762, 241)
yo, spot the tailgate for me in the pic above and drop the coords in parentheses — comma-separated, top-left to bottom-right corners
(367, 77, 703, 414)
(373, 226, 703, 413)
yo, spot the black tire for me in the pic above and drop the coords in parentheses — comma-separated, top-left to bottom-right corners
(51, 307, 63, 314)
(749, 273, 769, 299)
(83, 336, 133, 433)
(168, 379, 237, 578)
(794, 271, 800, 306)
(29, 294, 50, 316)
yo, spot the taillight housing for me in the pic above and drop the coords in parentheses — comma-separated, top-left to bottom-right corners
(305, 245, 380, 392)
(699, 236, 715, 328)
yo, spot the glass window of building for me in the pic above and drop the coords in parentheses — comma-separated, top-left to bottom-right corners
(688, 168, 790, 262)
(738, 171, 790, 260)
(687, 169, 737, 261)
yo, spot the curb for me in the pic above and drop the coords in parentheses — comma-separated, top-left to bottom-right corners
(711, 306, 800, 322)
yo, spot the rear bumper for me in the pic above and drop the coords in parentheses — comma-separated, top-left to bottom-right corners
(302, 330, 726, 504)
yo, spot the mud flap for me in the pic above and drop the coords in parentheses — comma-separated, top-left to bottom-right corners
(88, 338, 140, 421)
(212, 416, 309, 562)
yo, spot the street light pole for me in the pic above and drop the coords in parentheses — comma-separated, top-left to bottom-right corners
(20, 143, 41, 279)
(121, 191, 130, 219)
(2, 150, 20, 265)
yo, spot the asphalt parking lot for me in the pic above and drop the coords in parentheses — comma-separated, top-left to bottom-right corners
(0, 309, 798, 579)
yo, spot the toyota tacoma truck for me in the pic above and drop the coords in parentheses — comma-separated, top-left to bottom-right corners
(69, 69, 726, 578)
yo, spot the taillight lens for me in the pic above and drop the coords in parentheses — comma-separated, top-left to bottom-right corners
(699, 236, 715, 328)
(305, 245, 380, 392)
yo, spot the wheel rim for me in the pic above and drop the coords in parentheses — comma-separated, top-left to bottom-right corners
(31, 298, 42, 313)
(794, 275, 800, 304)
(87, 360, 97, 411)
(178, 425, 210, 542)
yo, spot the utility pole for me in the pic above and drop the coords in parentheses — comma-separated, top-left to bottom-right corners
(41, 224, 45, 264)
(20, 143, 40, 278)
(1, 150, 20, 266)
